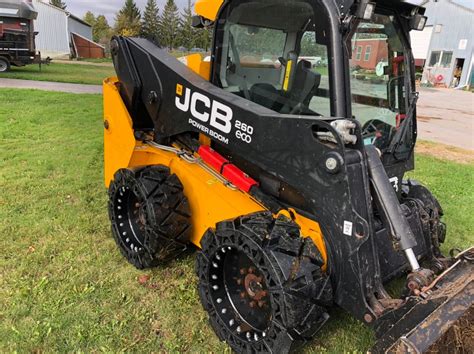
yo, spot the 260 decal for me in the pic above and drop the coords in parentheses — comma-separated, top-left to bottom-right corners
(235, 120, 253, 143)
(175, 83, 255, 145)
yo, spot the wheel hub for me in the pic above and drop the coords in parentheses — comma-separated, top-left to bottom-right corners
(243, 272, 267, 304)
(115, 186, 146, 252)
(208, 246, 272, 341)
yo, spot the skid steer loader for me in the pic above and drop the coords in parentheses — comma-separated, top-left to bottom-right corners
(103, 0, 473, 352)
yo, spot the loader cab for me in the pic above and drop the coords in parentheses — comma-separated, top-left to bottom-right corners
(209, 0, 421, 161)
(211, 0, 333, 116)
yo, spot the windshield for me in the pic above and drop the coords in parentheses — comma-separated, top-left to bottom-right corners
(214, 0, 331, 116)
(350, 14, 410, 152)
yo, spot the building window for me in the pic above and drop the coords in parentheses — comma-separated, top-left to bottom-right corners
(355, 46, 362, 60)
(440, 51, 453, 68)
(429, 51, 441, 66)
(364, 45, 372, 61)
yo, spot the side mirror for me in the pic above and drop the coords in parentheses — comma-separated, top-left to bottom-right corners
(410, 14, 427, 31)
(356, 0, 376, 20)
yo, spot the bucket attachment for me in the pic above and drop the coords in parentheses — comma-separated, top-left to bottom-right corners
(373, 248, 474, 353)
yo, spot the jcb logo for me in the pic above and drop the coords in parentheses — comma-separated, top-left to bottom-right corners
(175, 84, 233, 134)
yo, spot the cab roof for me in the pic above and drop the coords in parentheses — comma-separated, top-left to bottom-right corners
(194, 0, 424, 22)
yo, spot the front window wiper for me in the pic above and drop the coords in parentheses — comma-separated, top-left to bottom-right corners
(387, 91, 418, 155)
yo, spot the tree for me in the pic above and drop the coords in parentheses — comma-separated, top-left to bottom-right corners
(50, 0, 66, 10)
(195, 26, 212, 52)
(141, 0, 160, 41)
(114, 0, 142, 37)
(83, 11, 96, 26)
(300, 32, 327, 57)
(177, 3, 196, 51)
(93, 15, 112, 43)
(159, 0, 179, 50)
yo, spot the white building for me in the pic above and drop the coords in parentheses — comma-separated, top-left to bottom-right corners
(32, 0, 94, 58)
(411, 0, 474, 88)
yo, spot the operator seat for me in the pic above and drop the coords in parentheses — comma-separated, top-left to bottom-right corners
(249, 83, 284, 111)
(281, 59, 321, 114)
(248, 58, 322, 114)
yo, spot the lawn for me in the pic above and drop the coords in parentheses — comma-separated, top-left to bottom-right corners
(77, 58, 113, 64)
(0, 88, 472, 352)
(0, 62, 115, 85)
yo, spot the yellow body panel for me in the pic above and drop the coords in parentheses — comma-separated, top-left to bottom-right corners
(181, 53, 211, 80)
(195, 0, 224, 21)
(103, 77, 136, 187)
(103, 77, 327, 265)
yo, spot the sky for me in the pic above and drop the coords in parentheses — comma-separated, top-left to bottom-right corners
(66, 0, 189, 24)
(66, 0, 474, 25)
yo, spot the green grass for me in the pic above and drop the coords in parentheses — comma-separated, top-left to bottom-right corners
(0, 62, 115, 85)
(0, 88, 472, 352)
(77, 58, 113, 64)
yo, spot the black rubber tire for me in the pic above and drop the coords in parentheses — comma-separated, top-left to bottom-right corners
(196, 212, 332, 353)
(0, 57, 10, 73)
(402, 180, 446, 251)
(108, 165, 192, 269)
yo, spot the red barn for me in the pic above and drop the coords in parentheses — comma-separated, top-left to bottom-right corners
(351, 38, 388, 70)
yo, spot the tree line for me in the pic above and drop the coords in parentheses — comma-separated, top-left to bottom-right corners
(49, 0, 212, 52)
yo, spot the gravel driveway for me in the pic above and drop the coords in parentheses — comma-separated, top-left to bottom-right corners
(0, 78, 102, 94)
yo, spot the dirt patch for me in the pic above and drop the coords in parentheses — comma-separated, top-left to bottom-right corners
(417, 115, 442, 122)
(416, 141, 474, 164)
(427, 306, 474, 354)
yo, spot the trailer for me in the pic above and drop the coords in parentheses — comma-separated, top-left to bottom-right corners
(0, 0, 43, 72)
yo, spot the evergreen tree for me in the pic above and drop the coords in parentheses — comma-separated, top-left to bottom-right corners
(114, 0, 142, 37)
(159, 0, 179, 50)
(83, 11, 96, 26)
(93, 15, 112, 43)
(178, 3, 196, 51)
(50, 0, 67, 10)
(141, 0, 160, 41)
(195, 26, 212, 52)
